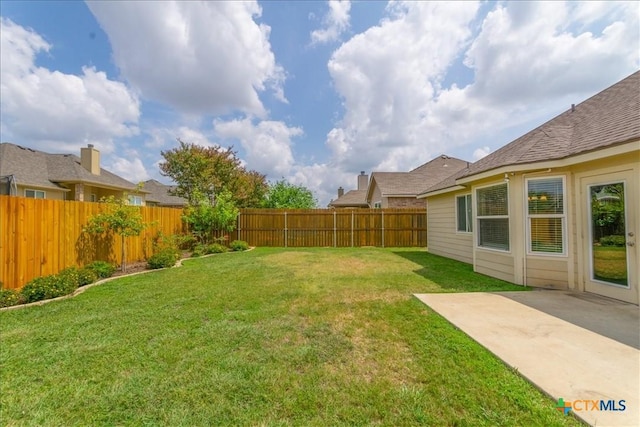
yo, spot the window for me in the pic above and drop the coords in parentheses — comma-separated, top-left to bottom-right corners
(456, 194, 472, 232)
(373, 201, 382, 208)
(128, 195, 143, 206)
(476, 183, 509, 251)
(527, 177, 565, 254)
(90, 194, 97, 202)
(25, 189, 45, 199)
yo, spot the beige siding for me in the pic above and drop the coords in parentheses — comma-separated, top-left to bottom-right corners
(427, 193, 473, 264)
(17, 185, 65, 200)
(475, 249, 515, 283)
(526, 257, 569, 287)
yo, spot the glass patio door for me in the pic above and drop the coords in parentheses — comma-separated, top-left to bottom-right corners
(583, 172, 637, 304)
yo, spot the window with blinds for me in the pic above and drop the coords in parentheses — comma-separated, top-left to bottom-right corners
(456, 194, 472, 232)
(476, 183, 509, 251)
(527, 177, 565, 254)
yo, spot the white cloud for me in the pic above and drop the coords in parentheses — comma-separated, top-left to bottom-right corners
(0, 18, 140, 154)
(87, 1, 286, 116)
(106, 154, 151, 184)
(472, 146, 490, 161)
(310, 0, 351, 45)
(462, 1, 639, 106)
(214, 118, 303, 177)
(320, 0, 639, 194)
(325, 1, 480, 173)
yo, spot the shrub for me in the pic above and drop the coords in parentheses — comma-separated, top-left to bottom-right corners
(206, 243, 228, 254)
(86, 261, 116, 279)
(78, 268, 98, 286)
(58, 267, 81, 287)
(229, 240, 249, 251)
(191, 244, 205, 258)
(0, 289, 23, 308)
(147, 249, 179, 269)
(21, 274, 78, 303)
(600, 235, 626, 247)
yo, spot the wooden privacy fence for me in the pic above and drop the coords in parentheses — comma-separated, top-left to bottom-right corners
(0, 196, 185, 290)
(234, 208, 427, 248)
(0, 196, 427, 289)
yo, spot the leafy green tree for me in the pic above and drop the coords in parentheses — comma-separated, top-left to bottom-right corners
(159, 139, 268, 207)
(84, 195, 148, 272)
(262, 180, 317, 209)
(183, 189, 239, 244)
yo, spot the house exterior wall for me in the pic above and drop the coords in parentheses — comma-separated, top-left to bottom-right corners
(426, 144, 639, 300)
(387, 197, 426, 208)
(426, 192, 473, 264)
(370, 184, 383, 207)
(16, 184, 65, 200)
(64, 184, 140, 203)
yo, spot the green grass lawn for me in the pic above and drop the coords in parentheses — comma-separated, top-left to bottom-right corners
(0, 248, 580, 426)
(593, 246, 627, 284)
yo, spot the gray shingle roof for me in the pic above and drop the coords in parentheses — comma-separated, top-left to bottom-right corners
(423, 70, 640, 195)
(464, 71, 639, 178)
(0, 143, 139, 191)
(328, 189, 369, 208)
(370, 155, 468, 197)
(143, 179, 187, 206)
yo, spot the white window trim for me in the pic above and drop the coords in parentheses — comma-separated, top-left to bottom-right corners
(373, 201, 382, 209)
(128, 195, 144, 206)
(475, 182, 511, 253)
(25, 188, 45, 199)
(455, 193, 473, 234)
(525, 176, 567, 257)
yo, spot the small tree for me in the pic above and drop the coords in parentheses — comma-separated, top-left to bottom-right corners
(262, 180, 317, 208)
(183, 189, 239, 244)
(84, 195, 148, 272)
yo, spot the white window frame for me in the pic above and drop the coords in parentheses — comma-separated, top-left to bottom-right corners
(128, 195, 143, 206)
(475, 182, 510, 252)
(455, 193, 472, 233)
(373, 201, 382, 209)
(25, 189, 45, 199)
(526, 176, 567, 257)
(90, 193, 98, 202)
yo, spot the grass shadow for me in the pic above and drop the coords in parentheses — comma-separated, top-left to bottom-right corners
(392, 250, 525, 293)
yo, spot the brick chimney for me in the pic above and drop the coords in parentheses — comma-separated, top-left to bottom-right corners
(81, 144, 100, 175)
(357, 171, 368, 190)
(338, 187, 344, 198)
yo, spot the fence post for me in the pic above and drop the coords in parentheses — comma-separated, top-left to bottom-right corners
(381, 210, 385, 248)
(284, 211, 288, 248)
(333, 210, 337, 247)
(237, 211, 241, 242)
(351, 210, 354, 247)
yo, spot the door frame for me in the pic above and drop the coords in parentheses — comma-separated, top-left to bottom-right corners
(576, 168, 638, 304)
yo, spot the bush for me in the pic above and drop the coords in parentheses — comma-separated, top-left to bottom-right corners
(78, 268, 98, 286)
(147, 249, 179, 269)
(58, 267, 81, 287)
(191, 244, 205, 257)
(21, 274, 78, 303)
(600, 235, 626, 247)
(206, 243, 228, 254)
(86, 261, 116, 279)
(0, 289, 23, 308)
(229, 240, 249, 251)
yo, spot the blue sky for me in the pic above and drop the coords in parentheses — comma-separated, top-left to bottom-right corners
(1, 1, 638, 206)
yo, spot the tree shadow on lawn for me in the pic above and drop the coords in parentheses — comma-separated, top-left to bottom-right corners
(392, 250, 526, 293)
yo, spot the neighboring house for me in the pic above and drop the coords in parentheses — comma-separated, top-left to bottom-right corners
(0, 143, 145, 203)
(328, 171, 370, 208)
(143, 179, 187, 208)
(419, 71, 640, 304)
(367, 155, 468, 208)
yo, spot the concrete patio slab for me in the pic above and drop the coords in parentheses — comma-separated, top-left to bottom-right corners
(414, 290, 639, 427)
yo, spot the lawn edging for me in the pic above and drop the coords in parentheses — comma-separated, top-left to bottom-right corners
(0, 247, 255, 312)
